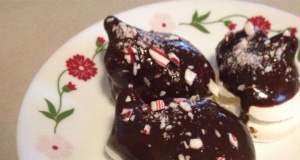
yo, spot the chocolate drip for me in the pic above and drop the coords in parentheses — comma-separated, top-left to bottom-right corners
(104, 16, 215, 103)
(107, 89, 255, 160)
(216, 29, 299, 113)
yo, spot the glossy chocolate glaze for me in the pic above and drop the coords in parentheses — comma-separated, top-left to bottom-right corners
(107, 89, 255, 160)
(216, 29, 299, 113)
(104, 16, 215, 103)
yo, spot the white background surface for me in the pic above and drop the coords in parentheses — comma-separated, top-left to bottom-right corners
(1, 0, 300, 159)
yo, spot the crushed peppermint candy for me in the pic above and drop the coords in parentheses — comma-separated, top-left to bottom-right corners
(228, 133, 238, 148)
(174, 98, 186, 103)
(120, 108, 133, 122)
(168, 52, 180, 66)
(149, 47, 170, 67)
(142, 124, 151, 135)
(216, 157, 226, 160)
(151, 100, 165, 111)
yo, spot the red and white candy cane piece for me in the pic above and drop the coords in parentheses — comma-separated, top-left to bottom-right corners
(168, 52, 180, 66)
(149, 47, 170, 67)
(173, 98, 186, 103)
(216, 157, 226, 160)
(142, 124, 151, 135)
(228, 133, 238, 148)
(120, 108, 133, 122)
(151, 100, 165, 111)
(124, 46, 136, 64)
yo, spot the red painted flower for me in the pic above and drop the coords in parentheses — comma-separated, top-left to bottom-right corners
(66, 54, 97, 81)
(247, 16, 271, 34)
(67, 82, 76, 91)
(228, 23, 237, 31)
(62, 82, 76, 92)
(96, 37, 106, 47)
(290, 27, 297, 35)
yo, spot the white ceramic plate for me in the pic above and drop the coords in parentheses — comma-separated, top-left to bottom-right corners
(17, 1, 300, 159)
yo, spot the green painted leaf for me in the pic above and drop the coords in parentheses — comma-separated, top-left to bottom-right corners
(192, 10, 198, 23)
(56, 108, 74, 123)
(45, 99, 56, 116)
(298, 48, 300, 62)
(224, 20, 232, 27)
(196, 11, 211, 22)
(40, 111, 55, 120)
(191, 23, 210, 34)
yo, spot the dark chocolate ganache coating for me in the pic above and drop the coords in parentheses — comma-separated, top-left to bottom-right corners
(216, 28, 299, 113)
(104, 16, 215, 103)
(107, 89, 255, 160)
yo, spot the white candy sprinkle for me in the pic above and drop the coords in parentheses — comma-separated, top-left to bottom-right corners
(244, 21, 255, 36)
(264, 39, 270, 45)
(185, 155, 191, 160)
(204, 63, 208, 68)
(166, 35, 180, 40)
(125, 96, 131, 102)
(264, 66, 273, 73)
(237, 84, 245, 91)
(166, 125, 172, 131)
(160, 116, 167, 129)
(228, 133, 238, 148)
(178, 154, 185, 160)
(187, 112, 194, 120)
(189, 138, 203, 149)
(215, 129, 221, 138)
(133, 62, 141, 76)
(183, 141, 189, 149)
(185, 69, 197, 86)
(144, 77, 151, 87)
(283, 30, 291, 37)
(179, 101, 192, 112)
(106, 17, 114, 23)
(130, 115, 135, 121)
(169, 102, 178, 109)
(160, 91, 166, 97)
(275, 48, 283, 59)
(148, 144, 151, 148)
(187, 65, 194, 69)
(185, 132, 192, 136)
(128, 84, 133, 88)
(201, 129, 206, 135)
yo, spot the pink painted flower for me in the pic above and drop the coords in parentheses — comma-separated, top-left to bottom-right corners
(290, 27, 297, 35)
(66, 54, 97, 81)
(150, 13, 176, 32)
(37, 134, 73, 159)
(228, 23, 237, 31)
(247, 16, 271, 34)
